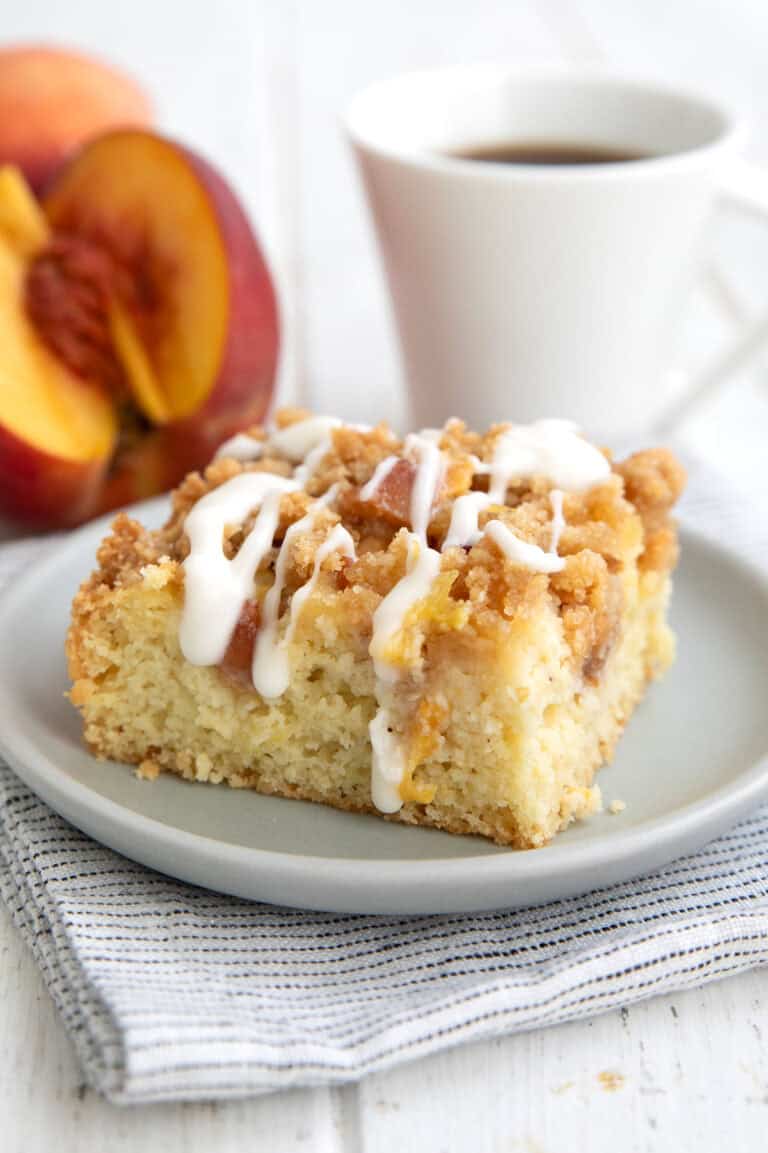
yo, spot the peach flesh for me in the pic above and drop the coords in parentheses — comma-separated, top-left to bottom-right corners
(42, 131, 279, 437)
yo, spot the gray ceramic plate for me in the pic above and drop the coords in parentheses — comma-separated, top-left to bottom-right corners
(0, 499, 767, 914)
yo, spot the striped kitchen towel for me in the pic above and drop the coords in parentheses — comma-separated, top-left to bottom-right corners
(0, 455, 766, 1103)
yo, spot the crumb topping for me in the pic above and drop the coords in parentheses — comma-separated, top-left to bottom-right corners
(82, 410, 685, 682)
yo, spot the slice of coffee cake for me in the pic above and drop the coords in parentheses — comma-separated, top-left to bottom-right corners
(67, 410, 685, 848)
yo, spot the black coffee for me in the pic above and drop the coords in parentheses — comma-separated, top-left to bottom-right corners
(449, 141, 648, 166)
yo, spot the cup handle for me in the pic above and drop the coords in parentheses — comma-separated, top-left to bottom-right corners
(653, 160, 768, 436)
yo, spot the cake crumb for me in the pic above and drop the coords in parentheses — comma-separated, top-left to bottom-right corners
(136, 759, 161, 781)
(140, 560, 174, 590)
(608, 799, 626, 815)
(597, 1070, 626, 1092)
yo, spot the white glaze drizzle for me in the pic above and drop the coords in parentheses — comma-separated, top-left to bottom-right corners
(283, 523, 356, 643)
(404, 433, 445, 538)
(367, 433, 446, 811)
(417, 427, 444, 444)
(253, 518, 355, 700)
(251, 482, 340, 697)
(369, 537, 442, 685)
(182, 414, 609, 816)
(488, 419, 609, 498)
(442, 421, 605, 557)
(367, 539, 443, 813)
(214, 415, 342, 471)
(369, 708, 410, 814)
(466, 453, 490, 475)
(268, 415, 342, 463)
(180, 472, 299, 665)
(443, 491, 491, 549)
(251, 505, 318, 700)
(484, 520, 565, 573)
(214, 433, 265, 461)
(181, 416, 344, 673)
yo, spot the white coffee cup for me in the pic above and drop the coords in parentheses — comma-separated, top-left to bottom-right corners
(346, 66, 768, 440)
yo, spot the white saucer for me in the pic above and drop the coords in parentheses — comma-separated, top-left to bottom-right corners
(0, 499, 767, 914)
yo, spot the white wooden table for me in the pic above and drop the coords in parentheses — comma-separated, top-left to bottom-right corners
(2, 2, 768, 1149)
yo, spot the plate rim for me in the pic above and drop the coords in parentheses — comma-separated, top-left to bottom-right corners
(1, 504, 767, 905)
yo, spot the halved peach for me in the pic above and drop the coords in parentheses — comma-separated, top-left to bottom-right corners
(0, 133, 278, 528)
(35, 130, 279, 515)
(0, 46, 152, 192)
(0, 229, 116, 526)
